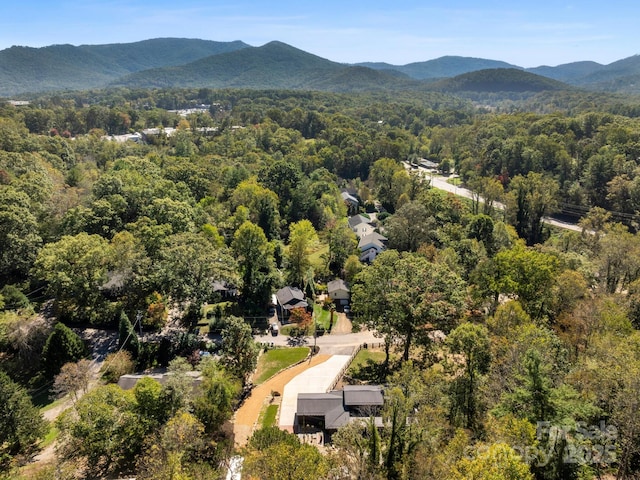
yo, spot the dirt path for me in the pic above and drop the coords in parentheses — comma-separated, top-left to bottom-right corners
(233, 354, 330, 447)
(331, 312, 352, 334)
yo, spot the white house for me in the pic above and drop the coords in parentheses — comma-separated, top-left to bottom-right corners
(358, 232, 387, 263)
(327, 279, 350, 305)
(348, 214, 376, 238)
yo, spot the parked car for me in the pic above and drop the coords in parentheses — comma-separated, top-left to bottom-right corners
(270, 324, 279, 336)
(343, 305, 351, 315)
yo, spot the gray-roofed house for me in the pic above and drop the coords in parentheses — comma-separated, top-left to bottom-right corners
(296, 385, 384, 438)
(348, 214, 376, 239)
(275, 286, 308, 320)
(327, 279, 350, 305)
(358, 232, 388, 263)
(340, 191, 359, 214)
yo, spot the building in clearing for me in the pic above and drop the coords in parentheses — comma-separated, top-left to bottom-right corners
(295, 385, 384, 440)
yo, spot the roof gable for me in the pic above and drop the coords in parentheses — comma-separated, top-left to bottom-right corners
(276, 286, 306, 306)
(348, 214, 372, 229)
(327, 279, 349, 294)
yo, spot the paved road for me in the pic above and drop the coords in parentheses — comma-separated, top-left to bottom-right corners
(255, 329, 382, 355)
(404, 162, 582, 233)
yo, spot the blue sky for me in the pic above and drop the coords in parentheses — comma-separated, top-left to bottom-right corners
(1, 1, 639, 67)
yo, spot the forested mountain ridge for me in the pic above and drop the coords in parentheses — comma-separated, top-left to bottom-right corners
(427, 68, 569, 93)
(0, 38, 250, 96)
(1, 37, 640, 96)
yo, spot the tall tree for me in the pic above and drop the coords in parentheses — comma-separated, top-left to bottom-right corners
(41, 323, 88, 378)
(385, 201, 435, 252)
(0, 186, 42, 284)
(352, 250, 466, 363)
(220, 316, 259, 384)
(118, 311, 140, 359)
(505, 172, 558, 245)
(473, 243, 559, 319)
(56, 384, 146, 477)
(369, 158, 409, 212)
(193, 358, 240, 434)
(154, 232, 238, 324)
(453, 443, 534, 480)
(31, 232, 113, 323)
(232, 220, 278, 307)
(447, 322, 491, 431)
(323, 217, 358, 275)
(286, 219, 319, 288)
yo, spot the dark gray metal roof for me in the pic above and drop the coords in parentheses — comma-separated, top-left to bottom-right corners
(343, 385, 384, 406)
(297, 392, 342, 415)
(348, 214, 371, 229)
(296, 386, 384, 430)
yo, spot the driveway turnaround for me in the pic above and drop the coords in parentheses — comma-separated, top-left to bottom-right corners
(279, 354, 352, 432)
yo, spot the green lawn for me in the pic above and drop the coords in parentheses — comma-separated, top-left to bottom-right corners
(309, 244, 329, 269)
(261, 404, 278, 427)
(313, 303, 333, 330)
(253, 347, 309, 385)
(41, 426, 59, 448)
(348, 348, 387, 374)
(447, 176, 462, 186)
(347, 348, 389, 383)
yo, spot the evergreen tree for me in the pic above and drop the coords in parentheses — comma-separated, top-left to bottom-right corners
(0, 371, 48, 467)
(42, 323, 88, 378)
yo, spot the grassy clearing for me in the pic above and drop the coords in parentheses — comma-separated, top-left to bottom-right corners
(262, 404, 278, 427)
(348, 348, 386, 374)
(253, 347, 309, 385)
(309, 244, 329, 269)
(446, 176, 462, 186)
(313, 303, 333, 330)
(38, 395, 63, 412)
(41, 426, 59, 448)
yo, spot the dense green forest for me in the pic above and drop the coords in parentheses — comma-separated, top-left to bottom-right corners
(1, 87, 640, 479)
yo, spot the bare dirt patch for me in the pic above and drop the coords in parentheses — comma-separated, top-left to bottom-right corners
(330, 312, 352, 334)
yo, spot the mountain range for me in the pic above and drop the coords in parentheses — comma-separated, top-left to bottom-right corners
(1, 38, 639, 97)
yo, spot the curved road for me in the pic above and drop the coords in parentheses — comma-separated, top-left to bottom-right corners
(404, 163, 582, 233)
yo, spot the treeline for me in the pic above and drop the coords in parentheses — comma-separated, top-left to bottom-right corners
(1, 87, 640, 478)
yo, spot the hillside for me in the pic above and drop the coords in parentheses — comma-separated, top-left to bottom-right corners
(0, 38, 249, 96)
(428, 68, 570, 93)
(113, 41, 414, 92)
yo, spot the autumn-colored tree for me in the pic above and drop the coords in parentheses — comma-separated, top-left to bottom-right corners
(53, 359, 93, 403)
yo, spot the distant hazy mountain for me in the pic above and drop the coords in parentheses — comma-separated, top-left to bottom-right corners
(357, 56, 521, 80)
(0, 38, 249, 95)
(0, 37, 637, 96)
(527, 61, 605, 83)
